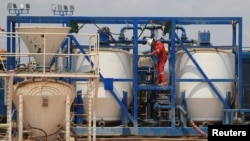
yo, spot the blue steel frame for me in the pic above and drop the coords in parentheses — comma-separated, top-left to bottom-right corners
(6, 16, 245, 136)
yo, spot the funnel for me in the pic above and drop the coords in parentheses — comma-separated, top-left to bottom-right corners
(16, 26, 70, 66)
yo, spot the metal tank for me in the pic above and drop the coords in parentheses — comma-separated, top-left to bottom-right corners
(13, 26, 76, 141)
(16, 26, 70, 67)
(72, 48, 133, 124)
(176, 48, 235, 124)
(13, 78, 75, 141)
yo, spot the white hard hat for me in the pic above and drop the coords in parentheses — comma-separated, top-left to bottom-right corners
(147, 39, 153, 46)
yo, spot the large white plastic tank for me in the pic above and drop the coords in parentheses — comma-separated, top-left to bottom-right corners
(176, 48, 235, 123)
(13, 78, 76, 141)
(72, 48, 133, 122)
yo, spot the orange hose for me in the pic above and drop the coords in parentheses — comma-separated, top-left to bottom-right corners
(188, 119, 208, 138)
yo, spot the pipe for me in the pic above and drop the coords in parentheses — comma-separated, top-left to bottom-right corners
(119, 26, 141, 40)
(0, 123, 9, 128)
(175, 120, 180, 126)
(153, 102, 171, 110)
(176, 26, 187, 40)
(177, 105, 208, 138)
(119, 25, 162, 41)
(98, 120, 106, 127)
(99, 25, 194, 47)
(176, 105, 188, 116)
(188, 119, 208, 138)
(202, 121, 209, 126)
(119, 25, 162, 37)
(28, 126, 48, 141)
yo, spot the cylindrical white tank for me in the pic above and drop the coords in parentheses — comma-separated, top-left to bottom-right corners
(13, 78, 76, 141)
(72, 48, 133, 122)
(176, 48, 235, 123)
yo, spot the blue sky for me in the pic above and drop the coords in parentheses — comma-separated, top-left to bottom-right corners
(1, 0, 250, 47)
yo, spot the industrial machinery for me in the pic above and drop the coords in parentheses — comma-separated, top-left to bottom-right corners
(0, 15, 250, 141)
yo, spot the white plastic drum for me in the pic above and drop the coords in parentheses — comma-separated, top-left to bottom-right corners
(176, 48, 235, 123)
(72, 48, 133, 122)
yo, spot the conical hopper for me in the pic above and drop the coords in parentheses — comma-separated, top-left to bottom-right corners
(16, 26, 70, 66)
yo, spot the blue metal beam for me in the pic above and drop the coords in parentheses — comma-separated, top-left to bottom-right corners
(7, 16, 241, 25)
(73, 127, 208, 136)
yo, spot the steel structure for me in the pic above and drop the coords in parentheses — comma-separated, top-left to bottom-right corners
(1, 16, 250, 140)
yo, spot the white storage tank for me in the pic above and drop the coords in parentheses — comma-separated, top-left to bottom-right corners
(176, 48, 235, 123)
(72, 48, 133, 123)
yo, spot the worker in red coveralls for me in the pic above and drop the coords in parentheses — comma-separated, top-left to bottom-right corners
(147, 38, 168, 86)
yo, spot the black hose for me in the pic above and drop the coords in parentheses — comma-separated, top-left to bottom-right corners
(29, 126, 48, 141)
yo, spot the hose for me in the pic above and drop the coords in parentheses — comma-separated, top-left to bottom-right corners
(29, 126, 48, 141)
(188, 119, 208, 138)
(177, 105, 208, 138)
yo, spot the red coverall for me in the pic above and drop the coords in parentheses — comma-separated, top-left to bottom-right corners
(152, 40, 168, 84)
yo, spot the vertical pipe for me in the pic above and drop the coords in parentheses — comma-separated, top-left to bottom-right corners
(93, 111, 96, 141)
(88, 79, 92, 141)
(43, 33, 46, 73)
(18, 95, 23, 141)
(65, 95, 70, 141)
(93, 78, 99, 141)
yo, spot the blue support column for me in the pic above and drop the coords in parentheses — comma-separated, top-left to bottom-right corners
(133, 21, 139, 129)
(170, 20, 177, 128)
(237, 18, 243, 108)
(121, 91, 128, 126)
(76, 90, 84, 124)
